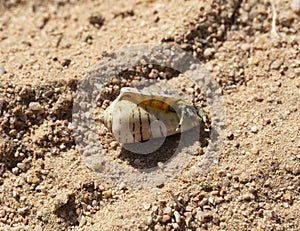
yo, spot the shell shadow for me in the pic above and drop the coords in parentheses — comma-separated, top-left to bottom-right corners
(118, 124, 209, 170)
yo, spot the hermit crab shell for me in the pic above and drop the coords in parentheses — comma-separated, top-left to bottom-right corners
(103, 87, 201, 144)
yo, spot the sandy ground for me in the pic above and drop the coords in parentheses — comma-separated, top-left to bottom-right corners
(0, 0, 299, 230)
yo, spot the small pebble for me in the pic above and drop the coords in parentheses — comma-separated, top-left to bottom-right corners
(109, 141, 118, 150)
(239, 193, 255, 201)
(12, 167, 19, 175)
(291, 0, 300, 13)
(17, 207, 28, 215)
(157, 162, 164, 169)
(143, 202, 151, 210)
(240, 43, 251, 51)
(174, 210, 181, 223)
(32, 64, 40, 70)
(251, 147, 259, 155)
(208, 196, 214, 205)
(29, 102, 43, 112)
(271, 60, 282, 70)
(154, 224, 164, 231)
(226, 131, 234, 140)
(0, 98, 4, 110)
(149, 69, 159, 79)
(54, 192, 69, 209)
(34, 225, 43, 231)
(161, 214, 171, 223)
(102, 190, 112, 199)
(89, 13, 105, 28)
(251, 125, 258, 133)
(185, 205, 193, 212)
(0, 209, 6, 218)
(203, 212, 213, 221)
(17, 162, 26, 171)
(145, 216, 153, 226)
(164, 206, 172, 215)
(172, 223, 180, 230)
(196, 147, 204, 155)
(203, 48, 215, 58)
(0, 65, 6, 75)
(9, 129, 17, 136)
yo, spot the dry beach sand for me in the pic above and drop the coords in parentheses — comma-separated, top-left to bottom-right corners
(0, 0, 299, 230)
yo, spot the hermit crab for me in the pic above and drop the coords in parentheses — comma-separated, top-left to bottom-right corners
(103, 87, 205, 144)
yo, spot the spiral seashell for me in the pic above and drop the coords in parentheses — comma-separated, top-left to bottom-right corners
(103, 87, 203, 144)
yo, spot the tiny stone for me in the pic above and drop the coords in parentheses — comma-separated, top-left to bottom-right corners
(185, 205, 193, 212)
(118, 182, 126, 190)
(12, 167, 19, 175)
(102, 190, 112, 199)
(164, 206, 172, 216)
(29, 102, 43, 112)
(0, 66, 6, 75)
(0, 210, 6, 218)
(240, 43, 251, 51)
(89, 13, 105, 28)
(251, 125, 258, 133)
(174, 210, 181, 223)
(26, 174, 41, 184)
(17, 162, 26, 171)
(15, 63, 23, 69)
(197, 147, 204, 155)
(110, 141, 118, 150)
(17, 207, 28, 215)
(157, 162, 164, 169)
(292, 166, 300, 175)
(184, 211, 192, 219)
(61, 59, 71, 67)
(59, 144, 66, 150)
(149, 69, 159, 79)
(33, 64, 40, 70)
(291, 0, 300, 13)
(212, 213, 220, 224)
(203, 48, 215, 58)
(208, 197, 214, 205)
(54, 192, 69, 209)
(241, 193, 255, 201)
(152, 205, 158, 212)
(203, 205, 211, 210)
(143, 202, 151, 210)
(226, 132, 234, 140)
(172, 223, 180, 230)
(271, 60, 282, 70)
(0, 98, 4, 110)
(145, 216, 153, 226)
(162, 214, 171, 223)
(186, 88, 194, 94)
(239, 172, 250, 183)
(9, 129, 17, 136)
(34, 225, 43, 231)
(203, 212, 213, 222)
(251, 147, 259, 155)
(154, 224, 164, 231)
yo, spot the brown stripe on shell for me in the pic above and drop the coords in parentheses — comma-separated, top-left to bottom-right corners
(132, 108, 136, 142)
(145, 106, 152, 139)
(138, 107, 144, 142)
